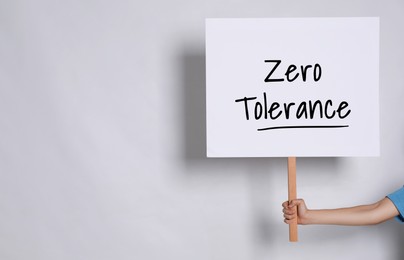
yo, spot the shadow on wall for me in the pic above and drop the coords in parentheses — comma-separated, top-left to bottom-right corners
(181, 48, 207, 163)
(179, 46, 266, 169)
(396, 222, 404, 259)
(380, 218, 404, 260)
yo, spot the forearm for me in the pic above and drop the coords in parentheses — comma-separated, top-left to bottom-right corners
(305, 205, 379, 225)
(302, 198, 398, 226)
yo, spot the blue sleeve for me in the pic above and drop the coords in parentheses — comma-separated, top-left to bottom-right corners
(387, 187, 404, 223)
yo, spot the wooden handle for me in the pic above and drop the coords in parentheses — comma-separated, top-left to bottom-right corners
(287, 157, 298, 242)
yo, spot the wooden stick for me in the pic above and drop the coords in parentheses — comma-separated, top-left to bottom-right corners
(287, 157, 298, 242)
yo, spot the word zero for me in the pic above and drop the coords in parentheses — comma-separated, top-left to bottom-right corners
(264, 60, 322, 82)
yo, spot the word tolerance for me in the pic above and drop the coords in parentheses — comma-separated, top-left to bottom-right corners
(235, 92, 351, 121)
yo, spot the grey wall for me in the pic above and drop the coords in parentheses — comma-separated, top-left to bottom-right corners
(1, 0, 403, 259)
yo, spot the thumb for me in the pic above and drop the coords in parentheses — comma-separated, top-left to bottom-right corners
(288, 199, 305, 208)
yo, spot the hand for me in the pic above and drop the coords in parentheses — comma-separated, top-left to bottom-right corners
(282, 199, 310, 225)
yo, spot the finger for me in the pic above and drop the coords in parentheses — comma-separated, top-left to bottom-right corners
(282, 201, 289, 208)
(288, 199, 303, 208)
(283, 208, 296, 215)
(283, 213, 296, 220)
(288, 200, 298, 208)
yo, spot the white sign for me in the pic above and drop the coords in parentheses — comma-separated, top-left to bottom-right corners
(206, 17, 379, 157)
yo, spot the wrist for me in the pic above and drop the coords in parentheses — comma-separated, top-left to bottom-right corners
(300, 209, 313, 225)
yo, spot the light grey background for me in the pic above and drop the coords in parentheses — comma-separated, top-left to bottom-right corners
(0, 1, 403, 259)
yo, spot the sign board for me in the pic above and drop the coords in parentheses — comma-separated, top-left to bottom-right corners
(206, 17, 379, 157)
